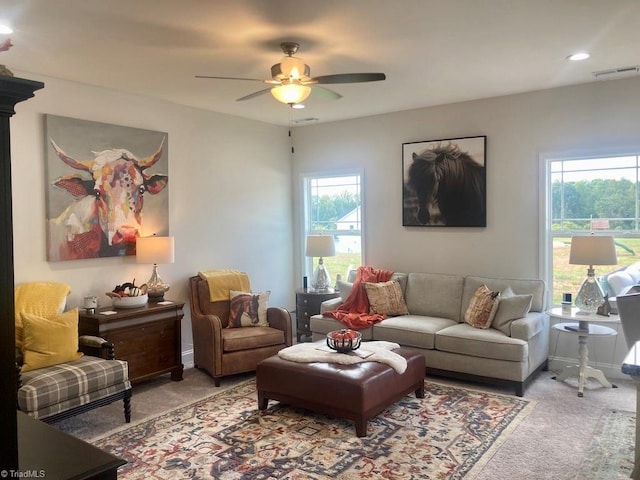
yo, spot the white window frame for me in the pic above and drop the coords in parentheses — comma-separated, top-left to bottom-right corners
(300, 169, 365, 280)
(540, 147, 640, 307)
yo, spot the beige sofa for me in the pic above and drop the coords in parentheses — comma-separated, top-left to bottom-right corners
(604, 261, 640, 313)
(310, 273, 548, 396)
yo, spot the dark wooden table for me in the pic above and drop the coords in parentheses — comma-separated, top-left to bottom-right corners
(295, 288, 339, 342)
(18, 412, 125, 479)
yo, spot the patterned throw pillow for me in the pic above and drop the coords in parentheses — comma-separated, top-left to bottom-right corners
(228, 290, 270, 328)
(363, 280, 409, 316)
(464, 285, 500, 329)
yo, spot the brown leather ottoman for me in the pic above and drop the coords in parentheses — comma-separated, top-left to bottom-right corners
(256, 347, 425, 437)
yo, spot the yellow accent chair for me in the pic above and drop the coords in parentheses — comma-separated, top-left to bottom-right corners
(15, 282, 132, 423)
(189, 274, 292, 386)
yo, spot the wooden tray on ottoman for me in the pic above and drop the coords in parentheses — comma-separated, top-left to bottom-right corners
(256, 347, 425, 437)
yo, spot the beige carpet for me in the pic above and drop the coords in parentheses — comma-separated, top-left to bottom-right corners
(53, 367, 636, 480)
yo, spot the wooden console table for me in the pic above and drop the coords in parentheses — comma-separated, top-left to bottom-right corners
(79, 301, 184, 383)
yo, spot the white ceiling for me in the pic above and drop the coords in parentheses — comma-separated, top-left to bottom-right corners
(1, 0, 639, 126)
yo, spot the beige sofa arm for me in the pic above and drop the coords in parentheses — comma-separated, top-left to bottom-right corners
(320, 297, 343, 314)
(510, 312, 548, 341)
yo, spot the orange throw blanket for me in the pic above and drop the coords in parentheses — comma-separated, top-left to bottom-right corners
(324, 265, 393, 330)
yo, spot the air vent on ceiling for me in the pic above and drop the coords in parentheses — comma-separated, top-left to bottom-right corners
(592, 65, 640, 78)
(292, 117, 319, 124)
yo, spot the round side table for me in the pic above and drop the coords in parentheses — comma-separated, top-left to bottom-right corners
(548, 307, 619, 397)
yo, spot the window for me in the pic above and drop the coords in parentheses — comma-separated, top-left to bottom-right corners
(303, 172, 363, 283)
(544, 153, 640, 305)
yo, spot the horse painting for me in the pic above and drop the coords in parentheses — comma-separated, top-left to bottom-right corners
(403, 138, 486, 227)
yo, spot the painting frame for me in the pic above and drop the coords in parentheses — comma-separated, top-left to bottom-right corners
(44, 114, 169, 262)
(402, 135, 487, 227)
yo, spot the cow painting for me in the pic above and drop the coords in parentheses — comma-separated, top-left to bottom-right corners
(47, 138, 168, 261)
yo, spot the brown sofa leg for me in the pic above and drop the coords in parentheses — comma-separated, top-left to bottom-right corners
(214, 377, 221, 387)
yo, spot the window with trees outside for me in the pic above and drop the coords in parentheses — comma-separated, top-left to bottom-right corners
(546, 154, 640, 305)
(303, 173, 362, 284)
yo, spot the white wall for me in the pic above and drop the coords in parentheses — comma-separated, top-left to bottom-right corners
(10, 71, 640, 380)
(10, 72, 294, 363)
(292, 76, 640, 378)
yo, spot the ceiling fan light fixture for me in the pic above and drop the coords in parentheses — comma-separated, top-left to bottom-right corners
(271, 84, 311, 105)
(280, 56, 307, 79)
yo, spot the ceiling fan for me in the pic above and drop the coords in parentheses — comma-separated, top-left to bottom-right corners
(195, 42, 386, 105)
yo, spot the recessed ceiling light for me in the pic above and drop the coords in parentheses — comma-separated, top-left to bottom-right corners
(0, 24, 13, 34)
(567, 52, 590, 61)
(291, 104, 306, 109)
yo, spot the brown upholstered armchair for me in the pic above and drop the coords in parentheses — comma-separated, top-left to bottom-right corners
(189, 275, 292, 386)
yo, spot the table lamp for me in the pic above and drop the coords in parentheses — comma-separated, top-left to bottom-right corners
(569, 234, 617, 313)
(305, 234, 336, 292)
(136, 235, 175, 302)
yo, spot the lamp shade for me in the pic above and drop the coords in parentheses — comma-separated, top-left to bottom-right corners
(305, 235, 335, 258)
(271, 83, 311, 104)
(136, 236, 175, 264)
(569, 235, 617, 266)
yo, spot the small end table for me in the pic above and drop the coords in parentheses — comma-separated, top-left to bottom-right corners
(295, 288, 340, 342)
(549, 306, 619, 397)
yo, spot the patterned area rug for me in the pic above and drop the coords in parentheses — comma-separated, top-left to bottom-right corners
(573, 409, 635, 480)
(92, 380, 534, 480)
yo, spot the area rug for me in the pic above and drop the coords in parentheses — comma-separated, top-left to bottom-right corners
(92, 379, 534, 480)
(573, 409, 635, 480)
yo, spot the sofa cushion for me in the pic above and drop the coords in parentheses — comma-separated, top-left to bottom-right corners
(310, 314, 374, 340)
(608, 270, 635, 297)
(373, 315, 457, 349)
(404, 273, 464, 321)
(18, 355, 130, 414)
(464, 285, 499, 329)
(222, 326, 285, 352)
(462, 276, 545, 316)
(435, 323, 528, 363)
(493, 287, 533, 336)
(336, 280, 353, 301)
(363, 280, 409, 316)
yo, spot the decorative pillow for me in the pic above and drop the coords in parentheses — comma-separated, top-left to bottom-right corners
(464, 285, 499, 329)
(20, 308, 82, 372)
(14, 282, 70, 348)
(607, 271, 634, 296)
(336, 280, 354, 302)
(228, 290, 270, 328)
(363, 280, 409, 316)
(492, 287, 533, 336)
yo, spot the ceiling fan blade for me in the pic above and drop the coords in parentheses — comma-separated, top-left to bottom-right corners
(310, 73, 386, 84)
(195, 75, 265, 82)
(236, 88, 272, 101)
(311, 86, 343, 100)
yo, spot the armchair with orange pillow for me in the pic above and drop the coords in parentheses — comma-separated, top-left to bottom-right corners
(15, 282, 132, 423)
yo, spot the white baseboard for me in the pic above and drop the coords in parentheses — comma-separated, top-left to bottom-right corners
(548, 355, 628, 381)
(182, 348, 194, 369)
